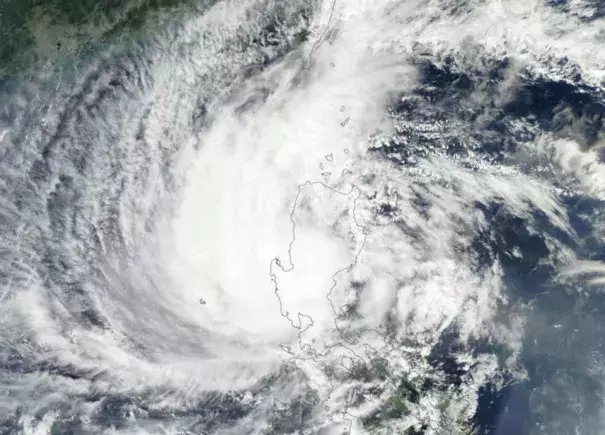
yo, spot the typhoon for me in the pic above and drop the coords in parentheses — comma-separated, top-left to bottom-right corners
(1, 0, 605, 434)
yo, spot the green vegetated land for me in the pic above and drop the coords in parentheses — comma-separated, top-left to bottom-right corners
(0, 0, 200, 75)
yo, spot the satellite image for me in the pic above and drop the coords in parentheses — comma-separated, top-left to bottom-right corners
(1, 0, 605, 434)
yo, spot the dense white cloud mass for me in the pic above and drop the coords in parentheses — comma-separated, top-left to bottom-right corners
(1, 0, 605, 434)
